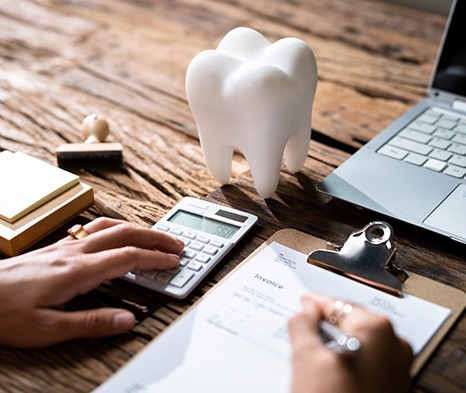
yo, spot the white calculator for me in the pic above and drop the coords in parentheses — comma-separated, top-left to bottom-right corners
(123, 197, 258, 298)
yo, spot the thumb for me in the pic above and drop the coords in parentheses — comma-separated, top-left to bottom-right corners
(36, 308, 136, 346)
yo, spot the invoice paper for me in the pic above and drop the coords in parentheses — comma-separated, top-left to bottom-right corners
(94, 242, 451, 393)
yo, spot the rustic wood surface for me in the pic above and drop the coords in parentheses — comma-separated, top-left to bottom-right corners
(0, 0, 464, 392)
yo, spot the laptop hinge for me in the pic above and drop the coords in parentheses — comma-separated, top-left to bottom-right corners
(452, 99, 466, 112)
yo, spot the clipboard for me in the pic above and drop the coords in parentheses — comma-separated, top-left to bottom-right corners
(253, 225, 466, 376)
(94, 223, 465, 393)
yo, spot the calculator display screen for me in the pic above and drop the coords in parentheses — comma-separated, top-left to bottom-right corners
(168, 210, 240, 239)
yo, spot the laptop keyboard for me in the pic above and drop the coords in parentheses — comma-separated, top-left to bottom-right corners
(378, 107, 466, 180)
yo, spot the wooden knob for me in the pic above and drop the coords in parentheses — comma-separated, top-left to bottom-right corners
(81, 113, 109, 143)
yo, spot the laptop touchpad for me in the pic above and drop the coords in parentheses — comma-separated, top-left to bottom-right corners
(424, 184, 466, 240)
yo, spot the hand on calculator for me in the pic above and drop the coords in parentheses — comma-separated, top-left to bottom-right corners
(123, 197, 257, 298)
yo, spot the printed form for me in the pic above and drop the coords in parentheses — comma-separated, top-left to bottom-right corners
(94, 242, 451, 393)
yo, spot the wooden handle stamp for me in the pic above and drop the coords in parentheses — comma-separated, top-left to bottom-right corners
(56, 114, 123, 169)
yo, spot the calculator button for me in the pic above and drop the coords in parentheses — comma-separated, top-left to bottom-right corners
(156, 272, 174, 283)
(166, 266, 181, 275)
(169, 228, 183, 236)
(182, 249, 197, 259)
(183, 231, 197, 239)
(195, 254, 211, 263)
(203, 246, 218, 255)
(188, 242, 205, 251)
(170, 270, 195, 288)
(141, 269, 158, 278)
(155, 224, 169, 232)
(196, 236, 210, 244)
(178, 238, 191, 247)
(187, 261, 203, 271)
(210, 240, 224, 248)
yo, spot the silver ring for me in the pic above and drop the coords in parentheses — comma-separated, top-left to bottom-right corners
(329, 299, 353, 326)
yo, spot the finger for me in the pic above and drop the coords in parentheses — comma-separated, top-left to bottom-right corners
(85, 246, 181, 279)
(25, 308, 136, 347)
(302, 293, 371, 328)
(64, 217, 184, 253)
(288, 296, 325, 355)
(59, 217, 125, 243)
(77, 222, 185, 255)
(45, 247, 181, 302)
(81, 217, 127, 233)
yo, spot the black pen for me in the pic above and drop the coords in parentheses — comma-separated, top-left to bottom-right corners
(319, 320, 361, 354)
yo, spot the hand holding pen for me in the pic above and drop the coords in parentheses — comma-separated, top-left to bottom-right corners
(288, 293, 413, 393)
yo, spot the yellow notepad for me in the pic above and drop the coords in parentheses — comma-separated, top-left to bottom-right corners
(0, 151, 79, 223)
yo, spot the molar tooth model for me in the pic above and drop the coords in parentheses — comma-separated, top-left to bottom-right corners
(186, 27, 318, 198)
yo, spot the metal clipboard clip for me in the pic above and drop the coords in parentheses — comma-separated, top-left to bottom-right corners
(307, 221, 408, 297)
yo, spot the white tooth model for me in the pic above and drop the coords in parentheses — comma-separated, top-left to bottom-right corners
(186, 27, 318, 198)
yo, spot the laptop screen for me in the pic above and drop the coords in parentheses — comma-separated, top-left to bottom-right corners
(431, 0, 466, 97)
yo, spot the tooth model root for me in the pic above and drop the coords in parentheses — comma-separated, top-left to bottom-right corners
(186, 27, 318, 198)
(243, 145, 284, 199)
(200, 140, 234, 185)
(284, 119, 312, 173)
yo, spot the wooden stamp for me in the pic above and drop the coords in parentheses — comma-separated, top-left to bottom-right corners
(56, 114, 123, 169)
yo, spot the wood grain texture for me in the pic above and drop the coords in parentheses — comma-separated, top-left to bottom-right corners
(0, 0, 464, 392)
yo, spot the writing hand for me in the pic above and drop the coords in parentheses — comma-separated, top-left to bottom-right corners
(288, 293, 413, 393)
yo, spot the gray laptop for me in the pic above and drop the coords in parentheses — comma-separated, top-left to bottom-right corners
(317, 0, 466, 244)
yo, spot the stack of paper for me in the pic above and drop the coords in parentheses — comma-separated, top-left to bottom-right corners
(0, 151, 94, 255)
(0, 151, 80, 223)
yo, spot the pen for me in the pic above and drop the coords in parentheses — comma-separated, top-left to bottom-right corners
(319, 320, 361, 355)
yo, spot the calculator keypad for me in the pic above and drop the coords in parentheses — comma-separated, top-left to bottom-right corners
(128, 223, 226, 296)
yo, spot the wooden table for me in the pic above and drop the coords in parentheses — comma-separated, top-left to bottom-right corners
(0, 0, 464, 392)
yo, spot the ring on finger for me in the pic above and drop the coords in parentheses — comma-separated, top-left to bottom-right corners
(329, 299, 353, 326)
(67, 224, 90, 240)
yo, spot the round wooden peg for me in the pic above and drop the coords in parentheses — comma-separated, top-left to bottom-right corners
(81, 113, 109, 143)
